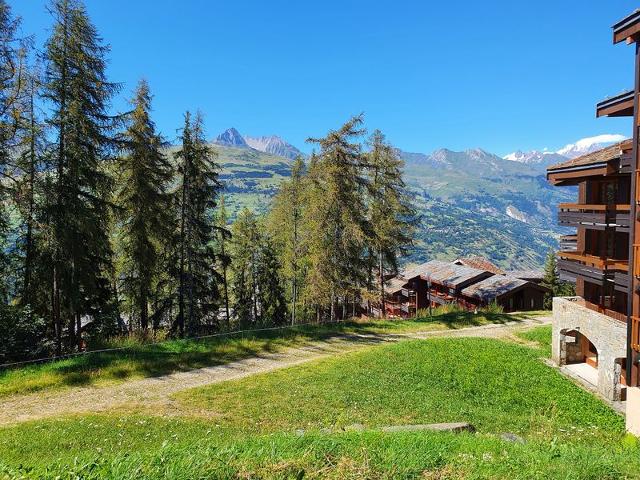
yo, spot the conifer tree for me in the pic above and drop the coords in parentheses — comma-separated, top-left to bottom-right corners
(267, 157, 306, 324)
(305, 115, 370, 320)
(174, 111, 223, 336)
(230, 208, 259, 328)
(0, 1, 26, 303)
(256, 235, 288, 326)
(43, 0, 120, 352)
(541, 249, 574, 308)
(214, 195, 232, 328)
(116, 79, 173, 333)
(15, 68, 44, 307)
(367, 129, 417, 315)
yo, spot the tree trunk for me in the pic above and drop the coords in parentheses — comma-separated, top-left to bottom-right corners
(140, 288, 148, 332)
(177, 155, 189, 338)
(221, 238, 230, 329)
(23, 81, 36, 305)
(378, 249, 386, 318)
(53, 267, 61, 356)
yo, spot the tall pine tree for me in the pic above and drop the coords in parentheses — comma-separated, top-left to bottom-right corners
(267, 157, 307, 324)
(230, 208, 259, 328)
(174, 111, 223, 337)
(43, 0, 120, 352)
(115, 79, 173, 333)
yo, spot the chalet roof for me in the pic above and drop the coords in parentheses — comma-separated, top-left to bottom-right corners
(505, 270, 544, 281)
(454, 256, 505, 275)
(461, 275, 531, 302)
(386, 277, 409, 294)
(415, 260, 492, 288)
(546, 140, 631, 172)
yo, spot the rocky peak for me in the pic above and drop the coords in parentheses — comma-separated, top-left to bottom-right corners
(214, 127, 248, 147)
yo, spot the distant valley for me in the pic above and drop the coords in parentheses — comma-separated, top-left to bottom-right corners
(205, 128, 626, 270)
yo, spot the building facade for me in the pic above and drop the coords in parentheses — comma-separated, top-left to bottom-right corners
(380, 259, 546, 318)
(547, 9, 640, 435)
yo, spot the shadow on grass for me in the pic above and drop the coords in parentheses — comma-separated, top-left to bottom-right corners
(0, 311, 545, 395)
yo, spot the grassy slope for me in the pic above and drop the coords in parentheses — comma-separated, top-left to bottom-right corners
(0, 311, 538, 398)
(1, 325, 639, 479)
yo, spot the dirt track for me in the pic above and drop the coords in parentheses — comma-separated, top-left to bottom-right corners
(0, 316, 551, 426)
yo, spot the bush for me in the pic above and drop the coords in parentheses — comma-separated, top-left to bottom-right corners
(0, 304, 50, 363)
(481, 301, 504, 314)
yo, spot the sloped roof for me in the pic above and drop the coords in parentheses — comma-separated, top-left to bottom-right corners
(454, 256, 505, 275)
(506, 270, 544, 281)
(546, 140, 631, 172)
(461, 275, 541, 302)
(386, 276, 409, 294)
(414, 260, 492, 288)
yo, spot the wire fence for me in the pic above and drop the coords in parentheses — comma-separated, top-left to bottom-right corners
(0, 319, 348, 370)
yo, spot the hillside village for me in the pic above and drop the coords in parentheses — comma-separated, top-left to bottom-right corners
(1, 1, 640, 478)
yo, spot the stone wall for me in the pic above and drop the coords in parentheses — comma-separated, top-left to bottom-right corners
(552, 297, 627, 401)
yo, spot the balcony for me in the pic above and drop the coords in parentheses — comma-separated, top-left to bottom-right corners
(558, 203, 630, 231)
(559, 234, 577, 252)
(557, 251, 629, 292)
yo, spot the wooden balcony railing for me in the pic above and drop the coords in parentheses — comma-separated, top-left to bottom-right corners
(557, 251, 629, 271)
(558, 203, 631, 230)
(631, 316, 640, 352)
(558, 203, 631, 212)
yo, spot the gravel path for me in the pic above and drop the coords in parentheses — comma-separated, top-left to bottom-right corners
(0, 316, 550, 426)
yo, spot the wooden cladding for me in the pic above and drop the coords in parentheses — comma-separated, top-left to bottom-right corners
(558, 251, 629, 271)
(631, 317, 640, 352)
(635, 245, 640, 277)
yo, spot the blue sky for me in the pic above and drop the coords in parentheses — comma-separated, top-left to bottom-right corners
(13, 0, 640, 155)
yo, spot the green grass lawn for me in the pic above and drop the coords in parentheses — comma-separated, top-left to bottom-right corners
(0, 310, 541, 398)
(2, 325, 639, 479)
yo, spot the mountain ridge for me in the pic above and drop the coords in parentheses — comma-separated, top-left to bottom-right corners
(214, 127, 303, 160)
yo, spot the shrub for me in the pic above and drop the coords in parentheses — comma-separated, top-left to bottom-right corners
(0, 304, 50, 363)
(481, 301, 504, 314)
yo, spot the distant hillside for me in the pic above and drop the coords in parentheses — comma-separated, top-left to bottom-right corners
(195, 132, 598, 270)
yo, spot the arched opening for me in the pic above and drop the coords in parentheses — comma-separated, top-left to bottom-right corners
(561, 329, 599, 388)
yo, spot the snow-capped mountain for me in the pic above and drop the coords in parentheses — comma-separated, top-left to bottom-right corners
(556, 134, 627, 158)
(503, 134, 628, 165)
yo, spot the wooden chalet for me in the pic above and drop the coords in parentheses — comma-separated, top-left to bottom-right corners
(379, 259, 545, 318)
(546, 8, 640, 435)
(460, 275, 547, 312)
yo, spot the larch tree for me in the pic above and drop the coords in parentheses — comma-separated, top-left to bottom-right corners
(214, 195, 232, 329)
(116, 79, 173, 333)
(266, 156, 307, 324)
(304, 115, 371, 321)
(174, 111, 223, 337)
(256, 234, 288, 326)
(43, 0, 120, 353)
(367, 129, 417, 316)
(230, 208, 259, 328)
(0, 0, 27, 302)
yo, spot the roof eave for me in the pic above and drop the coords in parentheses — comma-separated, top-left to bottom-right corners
(613, 10, 640, 44)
